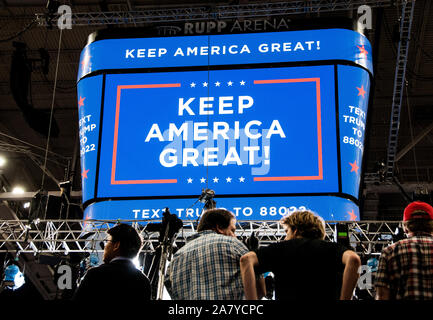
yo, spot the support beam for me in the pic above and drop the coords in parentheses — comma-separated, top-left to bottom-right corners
(395, 121, 433, 161)
(0, 203, 56, 299)
(385, 0, 416, 179)
(410, 0, 431, 90)
(28, 153, 61, 188)
(0, 191, 82, 201)
(35, 0, 403, 26)
(366, 182, 433, 193)
(0, 219, 407, 256)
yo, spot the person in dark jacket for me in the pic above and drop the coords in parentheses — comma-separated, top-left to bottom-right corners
(240, 210, 361, 300)
(74, 223, 151, 302)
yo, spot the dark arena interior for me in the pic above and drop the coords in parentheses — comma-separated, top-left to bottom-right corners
(0, 0, 432, 306)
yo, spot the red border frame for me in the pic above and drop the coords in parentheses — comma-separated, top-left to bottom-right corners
(111, 83, 180, 185)
(110, 78, 323, 185)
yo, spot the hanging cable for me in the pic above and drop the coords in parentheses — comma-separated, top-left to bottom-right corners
(404, 80, 420, 185)
(42, 74, 77, 91)
(382, 11, 433, 81)
(0, 131, 69, 159)
(0, 20, 37, 43)
(40, 26, 64, 190)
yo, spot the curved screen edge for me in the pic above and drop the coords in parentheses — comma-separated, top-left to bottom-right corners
(77, 28, 373, 222)
(83, 195, 360, 222)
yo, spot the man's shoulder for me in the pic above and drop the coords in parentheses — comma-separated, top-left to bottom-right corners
(86, 263, 108, 273)
(403, 235, 433, 243)
(180, 232, 247, 252)
(381, 238, 415, 256)
(86, 261, 144, 276)
(386, 236, 433, 252)
(96, 262, 149, 285)
(84, 262, 116, 276)
(206, 233, 248, 248)
(79, 264, 108, 282)
(315, 239, 351, 251)
(259, 238, 349, 252)
(188, 231, 244, 244)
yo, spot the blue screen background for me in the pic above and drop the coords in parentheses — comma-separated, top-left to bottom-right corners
(97, 65, 339, 198)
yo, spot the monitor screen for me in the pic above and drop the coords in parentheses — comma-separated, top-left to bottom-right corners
(77, 28, 372, 221)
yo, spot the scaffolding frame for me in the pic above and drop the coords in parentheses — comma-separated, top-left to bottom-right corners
(35, 0, 400, 26)
(0, 219, 401, 255)
(33, 1, 416, 184)
(385, 0, 416, 179)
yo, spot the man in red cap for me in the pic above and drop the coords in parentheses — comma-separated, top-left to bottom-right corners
(375, 201, 433, 300)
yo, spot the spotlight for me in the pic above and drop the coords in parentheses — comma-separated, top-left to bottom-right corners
(23, 202, 31, 209)
(132, 256, 142, 270)
(0, 156, 6, 167)
(12, 186, 25, 194)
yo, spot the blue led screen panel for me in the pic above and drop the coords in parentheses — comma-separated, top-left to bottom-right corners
(84, 196, 359, 222)
(96, 65, 338, 198)
(77, 28, 372, 221)
(78, 28, 372, 79)
(78, 75, 103, 201)
(338, 65, 370, 198)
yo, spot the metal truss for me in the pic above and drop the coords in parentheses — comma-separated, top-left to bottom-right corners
(0, 219, 401, 255)
(385, 0, 416, 179)
(33, 0, 415, 184)
(34, 0, 402, 27)
(363, 172, 383, 184)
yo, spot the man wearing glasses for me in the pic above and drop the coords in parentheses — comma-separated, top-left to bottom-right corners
(74, 223, 151, 302)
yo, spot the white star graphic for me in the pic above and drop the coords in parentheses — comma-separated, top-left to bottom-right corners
(200, 177, 206, 183)
(239, 177, 245, 182)
(240, 80, 246, 86)
(227, 81, 233, 86)
(187, 178, 193, 183)
(213, 177, 219, 183)
(215, 81, 220, 87)
(190, 82, 196, 88)
(203, 82, 208, 87)
(226, 177, 232, 183)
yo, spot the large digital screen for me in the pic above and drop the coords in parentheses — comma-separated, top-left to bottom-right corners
(77, 28, 372, 221)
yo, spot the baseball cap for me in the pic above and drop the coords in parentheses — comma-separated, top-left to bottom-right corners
(403, 201, 433, 221)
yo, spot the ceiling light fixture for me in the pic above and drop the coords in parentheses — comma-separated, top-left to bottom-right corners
(0, 156, 6, 167)
(12, 186, 25, 194)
